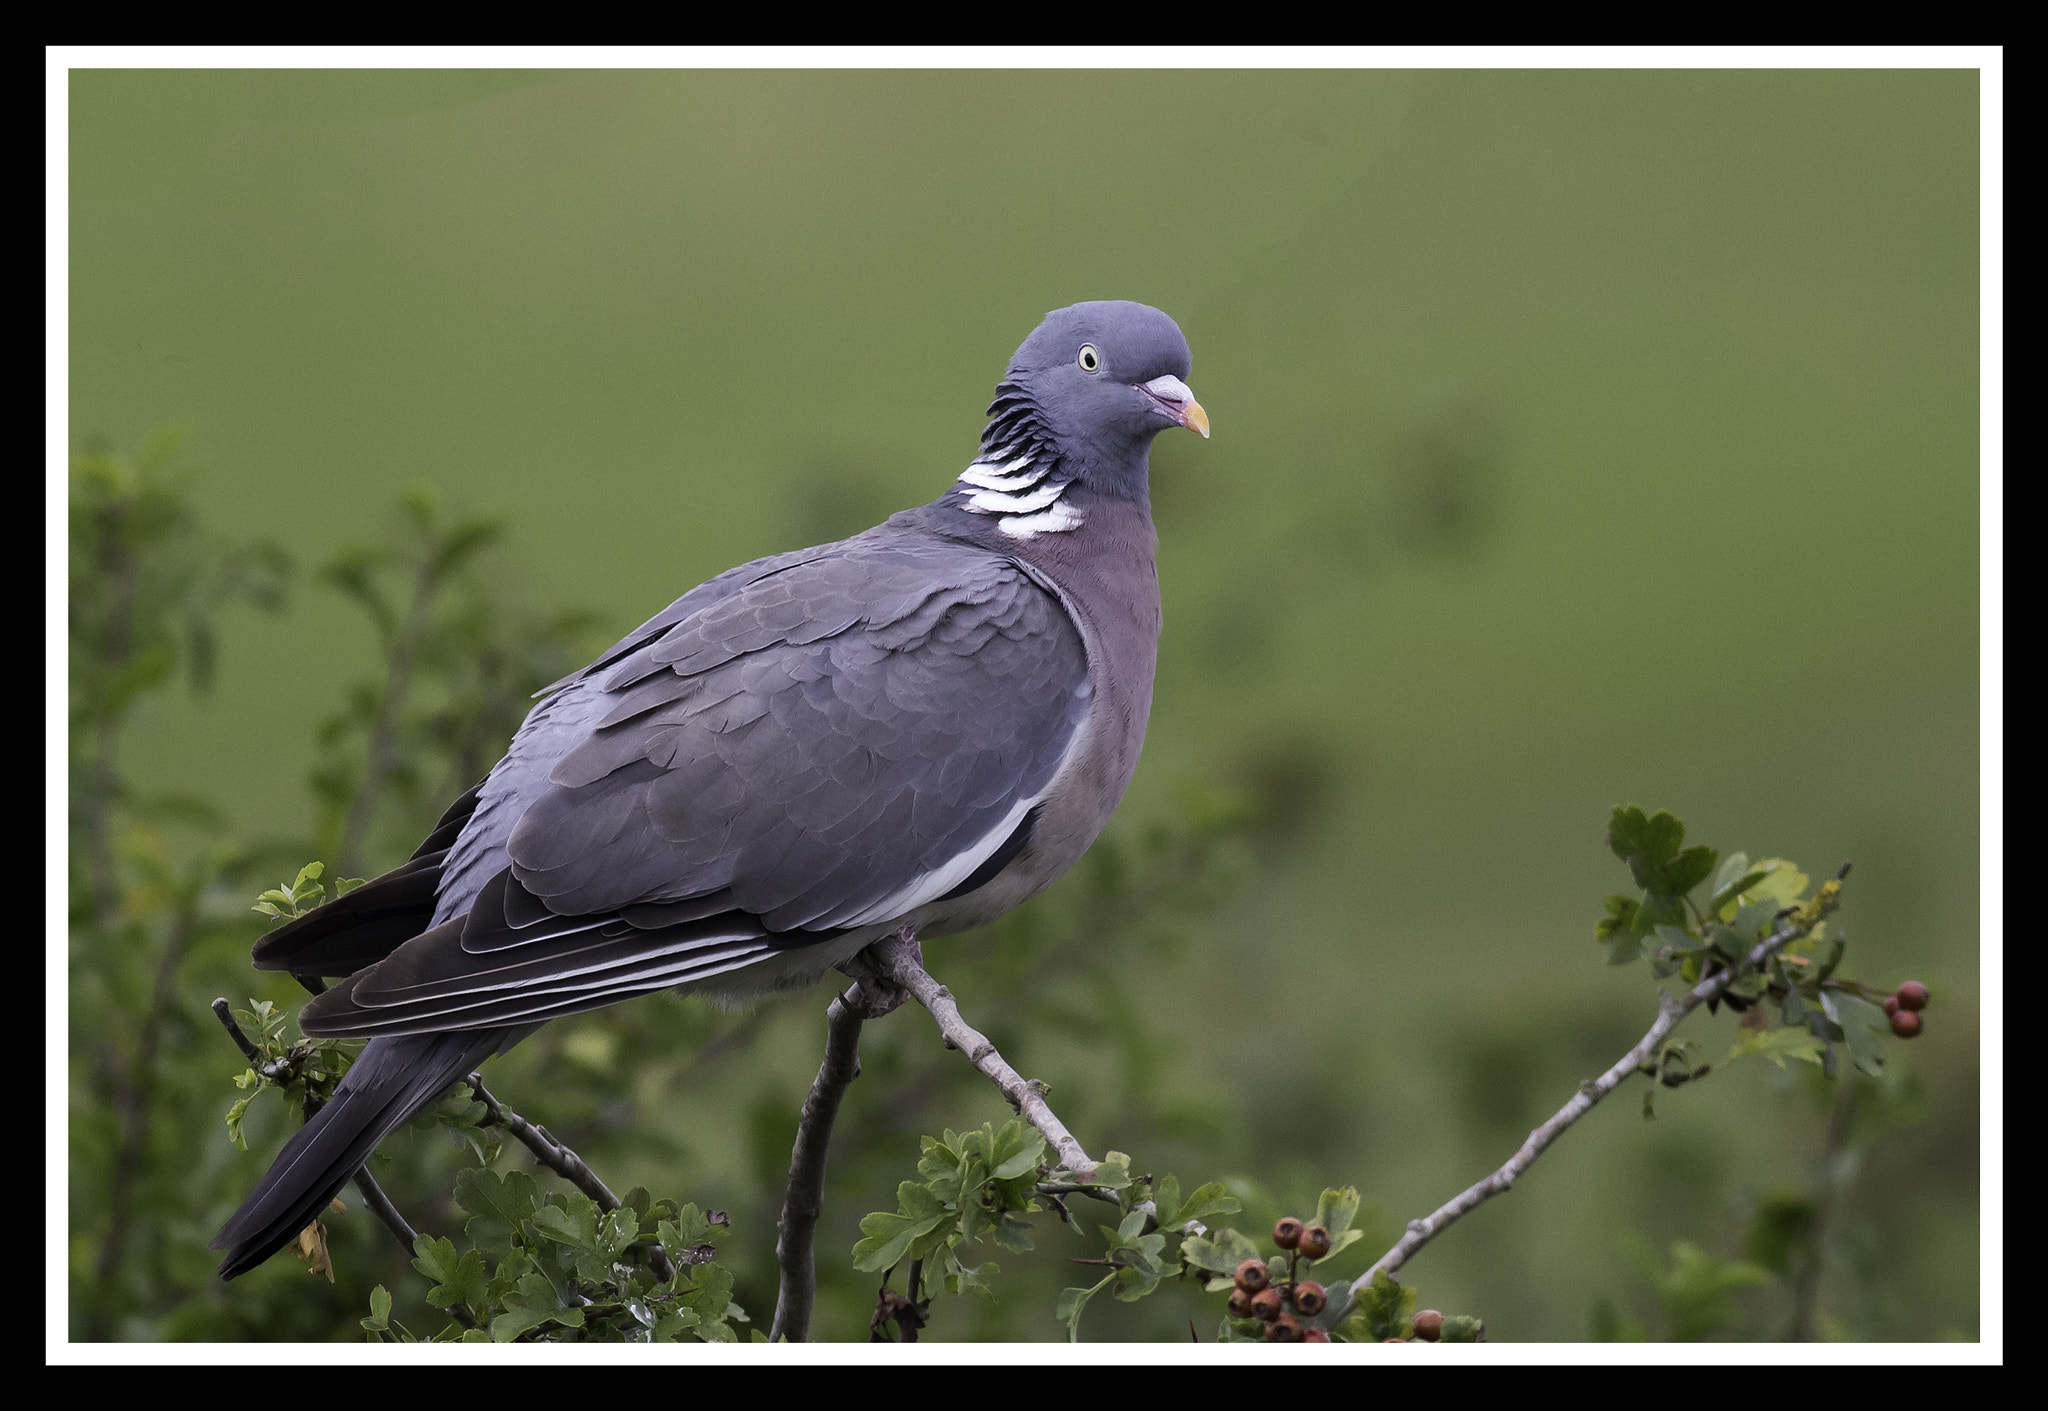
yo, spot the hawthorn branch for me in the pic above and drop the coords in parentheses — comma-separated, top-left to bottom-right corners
(1335, 908, 1824, 1323)
(858, 930, 1098, 1178)
(771, 974, 907, 1342)
(461, 1071, 676, 1281)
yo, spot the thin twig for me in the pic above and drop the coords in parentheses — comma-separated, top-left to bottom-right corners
(351, 1168, 419, 1258)
(1332, 915, 1815, 1323)
(859, 931, 1099, 1178)
(770, 976, 904, 1342)
(465, 1073, 676, 1282)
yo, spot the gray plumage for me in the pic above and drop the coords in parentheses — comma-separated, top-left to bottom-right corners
(212, 299, 1207, 1279)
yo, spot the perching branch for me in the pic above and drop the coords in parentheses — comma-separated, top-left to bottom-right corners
(1333, 910, 1820, 1323)
(770, 972, 908, 1342)
(768, 931, 1114, 1342)
(857, 930, 1099, 1178)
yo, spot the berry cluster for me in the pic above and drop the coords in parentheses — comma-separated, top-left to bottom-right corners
(1883, 980, 1931, 1038)
(1228, 1217, 1335, 1341)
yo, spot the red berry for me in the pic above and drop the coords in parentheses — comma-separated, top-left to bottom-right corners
(1267, 1313, 1302, 1341)
(1896, 981, 1930, 1012)
(1235, 1259, 1270, 1293)
(1884, 995, 1900, 1016)
(1302, 1327, 1331, 1343)
(1226, 1288, 1255, 1319)
(1890, 1008, 1923, 1038)
(1273, 1217, 1306, 1250)
(1298, 1225, 1332, 1260)
(1251, 1287, 1285, 1322)
(1413, 1309, 1444, 1341)
(1292, 1280, 1328, 1316)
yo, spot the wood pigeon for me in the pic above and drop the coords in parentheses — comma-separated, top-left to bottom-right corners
(211, 300, 1209, 1279)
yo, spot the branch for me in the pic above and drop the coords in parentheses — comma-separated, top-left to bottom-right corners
(462, 1073, 678, 1283)
(770, 975, 906, 1342)
(1334, 913, 1814, 1323)
(857, 930, 1099, 1178)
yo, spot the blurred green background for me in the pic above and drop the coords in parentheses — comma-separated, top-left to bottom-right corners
(67, 68, 1981, 1342)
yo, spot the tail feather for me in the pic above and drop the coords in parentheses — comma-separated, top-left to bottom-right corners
(210, 1029, 506, 1279)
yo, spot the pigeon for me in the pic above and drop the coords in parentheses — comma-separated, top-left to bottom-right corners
(211, 299, 1208, 1279)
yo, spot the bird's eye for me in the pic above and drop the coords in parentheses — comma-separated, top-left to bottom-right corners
(1077, 345, 1100, 373)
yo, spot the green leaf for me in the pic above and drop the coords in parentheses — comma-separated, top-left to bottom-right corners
(1312, 1187, 1362, 1240)
(1656, 923, 1705, 955)
(457, 1167, 540, 1260)
(1743, 859, 1810, 908)
(1174, 1183, 1240, 1232)
(991, 1126, 1046, 1181)
(1608, 806, 1685, 890)
(852, 1183, 949, 1272)
(1821, 990, 1890, 1078)
(1055, 1275, 1113, 1342)
(1091, 1152, 1133, 1190)
(1439, 1314, 1485, 1342)
(1356, 1268, 1418, 1341)
(1148, 1173, 1182, 1231)
(1666, 844, 1718, 898)
(1596, 893, 1641, 940)
(1181, 1226, 1264, 1278)
(1728, 1027, 1827, 1070)
(422, 1248, 487, 1312)
(530, 1199, 600, 1253)
(360, 1284, 393, 1336)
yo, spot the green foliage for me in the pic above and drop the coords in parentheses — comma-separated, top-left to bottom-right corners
(1596, 808, 1901, 1091)
(359, 1172, 755, 1343)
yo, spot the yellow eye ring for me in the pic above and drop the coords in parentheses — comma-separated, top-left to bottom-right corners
(1077, 345, 1101, 373)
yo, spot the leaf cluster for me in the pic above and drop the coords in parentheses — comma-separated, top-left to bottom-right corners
(362, 1172, 756, 1343)
(1596, 807, 1888, 1099)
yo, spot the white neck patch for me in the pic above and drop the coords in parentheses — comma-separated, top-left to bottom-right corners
(955, 447, 1085, 540)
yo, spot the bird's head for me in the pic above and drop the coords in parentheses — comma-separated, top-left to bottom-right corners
(985, 301, 1208, 499)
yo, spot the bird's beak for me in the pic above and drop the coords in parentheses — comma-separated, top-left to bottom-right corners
(1140, 375, 1211, 439)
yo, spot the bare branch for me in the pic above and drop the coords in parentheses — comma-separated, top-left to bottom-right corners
(771, 975, 906, 1342)
(1333, 915, 1814, 1323)
(351, 1167, 419, 1256)
(857, 930, 1098, 1178)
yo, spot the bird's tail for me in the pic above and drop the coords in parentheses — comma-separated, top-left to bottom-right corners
(210, 1028, 506, 1279)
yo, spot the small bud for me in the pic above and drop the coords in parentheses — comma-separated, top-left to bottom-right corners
(1890, 1008, 1923, 1038)
(1884, 994, 1900, 1016)
(1896, 981, 1930, 1012)
(1413, 1309, 1444, 1341)
(1235, 1259, 1270, 1293)
(1302, 1327, 1331, 1343)
(1298, 1225, 1333, 1260)
(1273, 1216, 1306, 1250)
(1267, 1313, 1302, 1341)
(1226, 1287, 1256, 1319)
(1292, 1280, 1328, 1316)
(1251, 1287, 1285, 1322)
